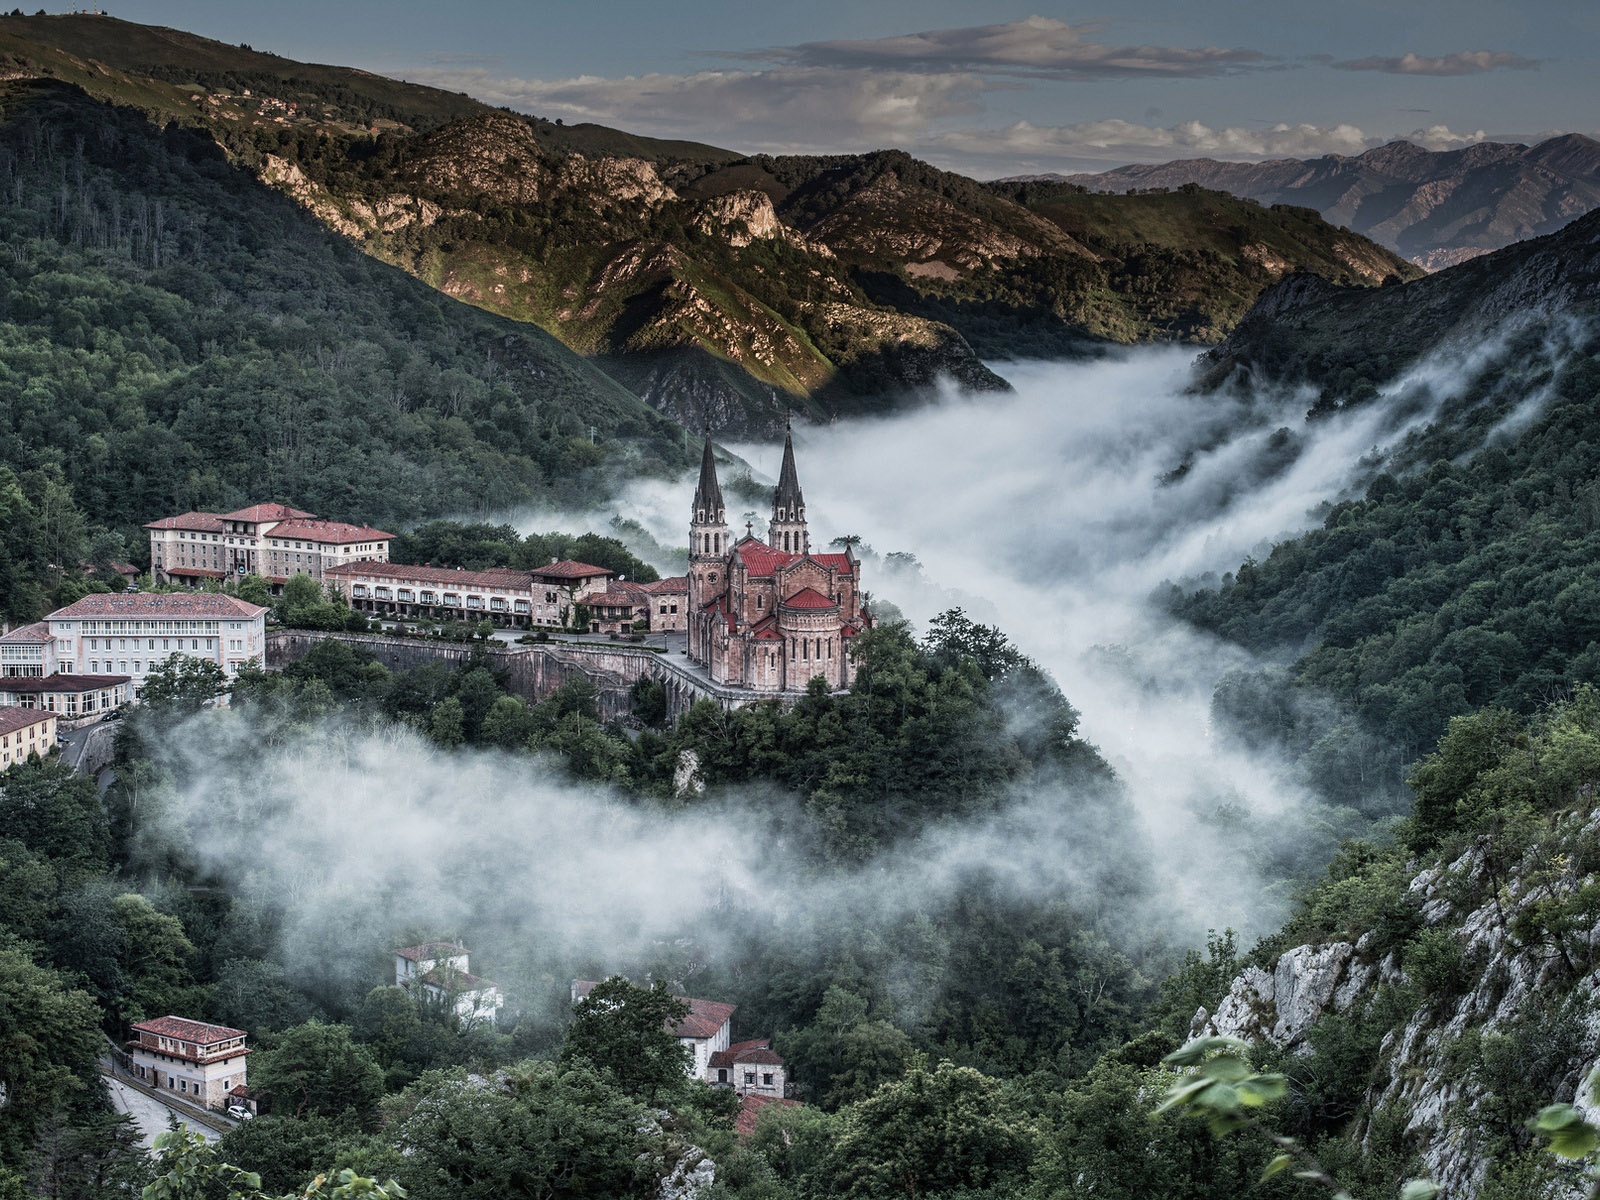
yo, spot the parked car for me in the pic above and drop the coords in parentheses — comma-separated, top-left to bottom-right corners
(226, 1104, 253, 1120)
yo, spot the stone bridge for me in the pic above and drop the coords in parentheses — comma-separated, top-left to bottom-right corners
(264, 631, 811, 721)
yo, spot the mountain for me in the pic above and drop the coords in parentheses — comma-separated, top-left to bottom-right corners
(0, 13, 1419, 434)
(0, 77, 694, 622)
(1198, 205, 1600, 405)
(1040, 135, 1600, 271)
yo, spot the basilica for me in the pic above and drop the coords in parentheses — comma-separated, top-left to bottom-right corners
(687, 425, 873, 692)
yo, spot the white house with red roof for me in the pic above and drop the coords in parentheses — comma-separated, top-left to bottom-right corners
(146, 501, 392, 590)
(394, 942, 504, 1024)
(127, 1016, 251, 1110)
(44, 592, 267, 695)
(687, 422, 873, 691)
(569, 979, 786, 1095)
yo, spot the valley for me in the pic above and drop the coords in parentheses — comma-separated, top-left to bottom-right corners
(0, 8, 1598, 1200)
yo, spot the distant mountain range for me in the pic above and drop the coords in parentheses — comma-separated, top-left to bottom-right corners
(0, 13, 1420, 433)
(1030, 136, 1600, 272)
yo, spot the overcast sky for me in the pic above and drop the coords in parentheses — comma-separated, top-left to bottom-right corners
(90, 1, 1598, 176)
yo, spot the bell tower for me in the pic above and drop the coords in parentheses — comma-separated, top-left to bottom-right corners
(767, 416, 809, 555)
(688, 435, 729, 661)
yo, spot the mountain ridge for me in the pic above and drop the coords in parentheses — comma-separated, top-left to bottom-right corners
(1029, 134, 1600, 271)
(0, 13, 1420, 434)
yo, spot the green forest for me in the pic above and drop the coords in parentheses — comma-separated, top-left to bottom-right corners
(0, 78, 693, 624)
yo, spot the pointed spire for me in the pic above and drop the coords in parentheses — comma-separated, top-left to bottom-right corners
(693, 435, 725, 522)
(773, 414, 804, 519)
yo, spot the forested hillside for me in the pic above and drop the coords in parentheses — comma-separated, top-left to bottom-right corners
(0, 79, 692, 623)
(0, 14, 1419, 434)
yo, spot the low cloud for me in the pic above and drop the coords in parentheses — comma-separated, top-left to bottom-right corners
(937, 117, 1492, 171)
(748, 16, 1272, 80)
(1332, 50, 1541, 76)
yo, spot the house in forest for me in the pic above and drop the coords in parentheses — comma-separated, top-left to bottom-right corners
(395, 941, 505, 1024)
(570, 979, 787, 1096)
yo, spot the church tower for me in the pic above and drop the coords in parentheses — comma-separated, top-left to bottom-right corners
(688, 436, 729, 663)
(767, 418, 809, 556)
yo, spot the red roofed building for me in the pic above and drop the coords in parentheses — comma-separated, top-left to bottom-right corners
(128, 1016, 251, 1110)
(328, 559, 614, 629)
(146, 501, 391, 589)
(688, 422, 873, 691)
(570, 979, 785, 1090)
(44, 593, 268, 697)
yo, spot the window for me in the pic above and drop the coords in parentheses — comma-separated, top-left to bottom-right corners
(744, 1072, 755, 1085)
(763, 1073, 773, 1085)
(718, 1069, 728, 1082)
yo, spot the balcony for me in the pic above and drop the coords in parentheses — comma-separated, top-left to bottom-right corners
(420, 592, 438, 604)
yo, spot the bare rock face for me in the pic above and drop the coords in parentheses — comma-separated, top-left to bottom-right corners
(658, 1152, 716, 1200)
(1196, 942, 1364, 1048)
(1199, 823, 1600, 1200)
(555, 154, 676, 211)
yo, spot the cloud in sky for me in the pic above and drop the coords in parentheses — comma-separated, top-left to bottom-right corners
(747, 15, 1272, 79)
(398, 65, 985, 148)
(1332, 50, 1541, 75)
(936, 117, 1491, 168)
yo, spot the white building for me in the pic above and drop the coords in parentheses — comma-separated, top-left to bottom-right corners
(0, 706, 56, 770)
(147, 502, 393, 590)
(394, 942, 505, 1025)
(127, 1016, 250, 1110)
(44, 592, 268, 694)
(570, 979, 786, 1096)
(330, 559, 615, 629)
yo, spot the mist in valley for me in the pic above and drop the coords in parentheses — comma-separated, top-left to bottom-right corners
(140, 336, 1547, 1029)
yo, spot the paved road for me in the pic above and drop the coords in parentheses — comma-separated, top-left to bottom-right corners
(104, 1076, 220, 1150)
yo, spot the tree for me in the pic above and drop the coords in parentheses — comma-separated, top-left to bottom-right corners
(559, 977, 690, 1102)
(0, 948, 102, 1165)
(779, 986, 912, 1109)
(827, 1057, 1034, 1199)
(382, 1061, 651, 1200)
(137, 656, 226, 715)
(276, 576, 349, 632)
(230, 574, 273, 608)
(0, 758, 109, 868)
(251, 1021, 385, 1124)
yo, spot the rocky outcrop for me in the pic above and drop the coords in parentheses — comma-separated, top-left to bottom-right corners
(1197, 820, 1600, 1200)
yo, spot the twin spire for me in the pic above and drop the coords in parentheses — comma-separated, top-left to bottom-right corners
(691, 416, 809, 556)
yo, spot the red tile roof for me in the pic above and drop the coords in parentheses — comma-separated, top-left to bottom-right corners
(268, 519, 395, 544)
(165, 567, 228, 579)
(781, 587, 837, 610)
(709, 1038, 785, 1068)
(736, 1094, 799, 1137)
(0, 673, 131, 693)
(570, 980, 736, 1040)
(144, 512, 226, 533)
(49, 593, 268, 620)
(0, 707, 53, 737)
(640, 577, 688, 595)
(812, 553, 855, 574)
(327, 562, 533, 589)
(395, 941, 466, 961)
(676, 996, 737, 1040)
(735, 542, 795, 576)
(0, 621, 50, 644)
(131, 1016, 247, 1043)
(219, 503, 316, 524)
(533, 560, 613, 581)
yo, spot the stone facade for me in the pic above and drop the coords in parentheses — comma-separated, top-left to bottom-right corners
(147, 502, 392, 589)
(127, 1016, 250, 1111)
(687, 427, 871, 692)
